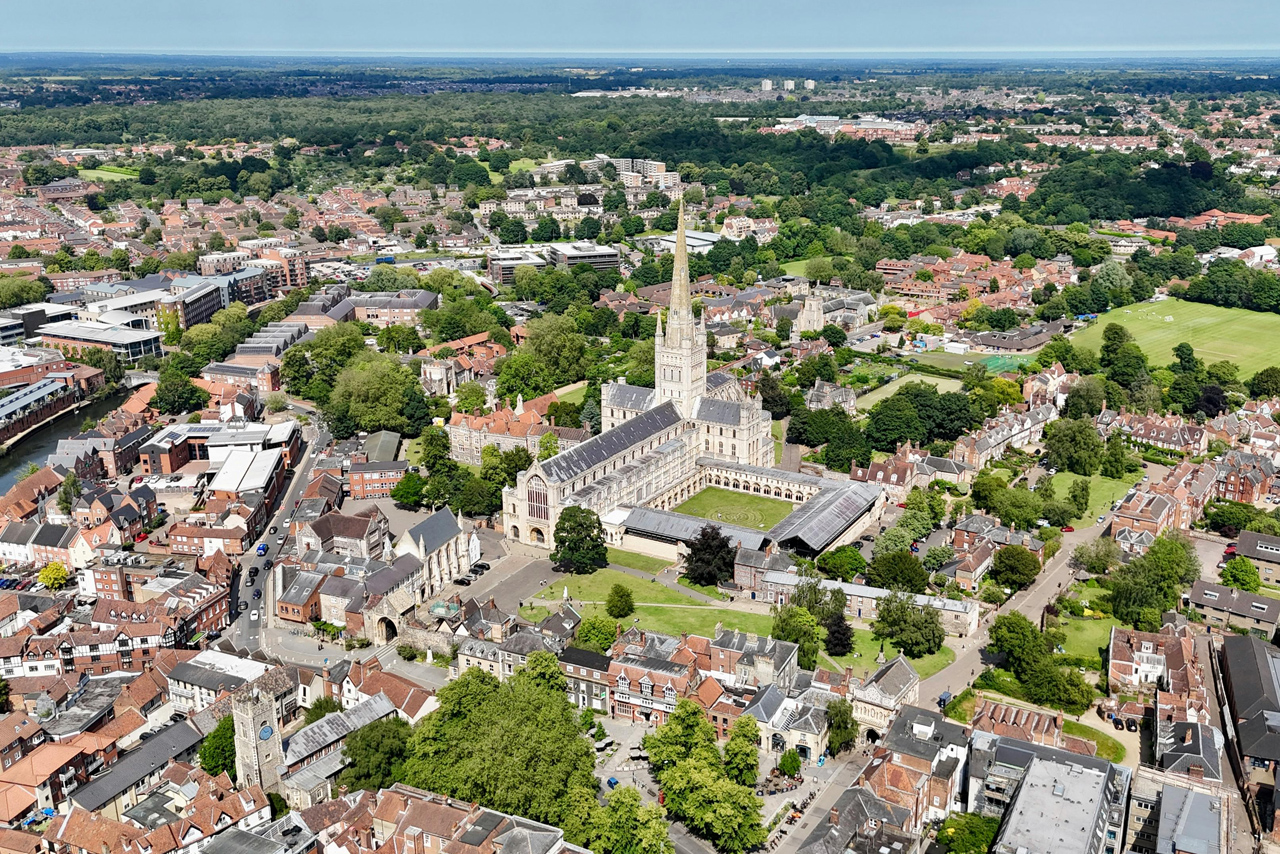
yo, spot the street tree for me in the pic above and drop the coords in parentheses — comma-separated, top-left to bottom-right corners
(683, 524, 735, 588)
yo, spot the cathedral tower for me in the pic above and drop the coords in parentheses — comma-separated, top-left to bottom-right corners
(656, 199, 707, 418)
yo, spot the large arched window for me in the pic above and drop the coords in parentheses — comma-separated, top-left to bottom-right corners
(527, 476, 550, 521)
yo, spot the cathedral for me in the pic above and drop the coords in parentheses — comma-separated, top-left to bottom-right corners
(503, 203, 774, 549)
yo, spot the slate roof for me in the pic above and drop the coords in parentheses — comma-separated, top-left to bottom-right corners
(403, 508, 462, 557)
(167, 661, 248, 694)
(705, 372, 734, 392)
(542, 401, 681, 484)
(796, 788, 912, 854)
(282, 692, 394, 766)
(278, 571, 325, 606)
(692, 397, 743, 426)
(1158, 721, 1222, 782)
(70, 722, 202, 811)
(601, 383, 655, 413)
(1222, 634, 1280, 759)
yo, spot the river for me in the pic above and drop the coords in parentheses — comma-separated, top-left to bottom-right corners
(0, 391, 128, 495)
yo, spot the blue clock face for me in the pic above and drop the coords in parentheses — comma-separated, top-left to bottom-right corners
(259, 725, 274, 741)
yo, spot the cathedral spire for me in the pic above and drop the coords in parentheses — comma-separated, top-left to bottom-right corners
(670, 198, 691, 317)
(655, 308, 664, 342)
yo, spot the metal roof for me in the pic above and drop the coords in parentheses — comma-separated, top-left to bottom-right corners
(622, 506, 767, 550)
(768, 482, 880, 554)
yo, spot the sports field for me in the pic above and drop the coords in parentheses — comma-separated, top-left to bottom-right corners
(1069, 301, 1280, 378)
(857, 374, 963, 408)
(674, 487, 794, 530)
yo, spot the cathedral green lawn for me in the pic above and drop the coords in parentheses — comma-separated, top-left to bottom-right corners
(1060, 615, 1121, 664)
(1069, 301, 1280, 378)
(822, 628, 956, 680)
(527, 567, 702, 608)
(674, 487, 794, 530)
(607, 548, 670, 574)
(520, 601, 774, 639)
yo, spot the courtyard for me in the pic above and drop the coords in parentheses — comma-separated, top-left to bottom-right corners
(674, 486, 795, 530)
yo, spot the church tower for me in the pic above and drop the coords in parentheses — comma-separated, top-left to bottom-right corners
(656, 199, 707, 418)
(232, 688, 283, 792)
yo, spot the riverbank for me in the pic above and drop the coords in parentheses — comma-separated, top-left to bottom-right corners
(0, 390, 127, 494)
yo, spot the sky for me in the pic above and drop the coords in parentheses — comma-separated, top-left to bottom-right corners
(7, 1, 1280, 56)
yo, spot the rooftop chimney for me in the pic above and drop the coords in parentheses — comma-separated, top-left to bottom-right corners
(829, 808, 840, 826)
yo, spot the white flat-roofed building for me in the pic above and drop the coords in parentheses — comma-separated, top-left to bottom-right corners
(546, 242, 620, 273)
(35, 320, 162, 364)
(207, 446, 285, 504)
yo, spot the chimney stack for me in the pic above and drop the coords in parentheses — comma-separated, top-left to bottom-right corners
(829, 808, 840, 826)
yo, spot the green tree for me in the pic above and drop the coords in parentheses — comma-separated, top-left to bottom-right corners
(265, 391, 288, 413)
(777, 749, 801, 777)
(722, 715, 759, 787)
(871, 527, 913, 560)
(825, 699, 859, 755)
(606, 584, 635, 619)
(551, 507, 607, 573)
(267, 792, 290, 818)
(1221, 556, 1261, 592)
(770, 604, 822, 670)
(991, 545, 1041, 590)
(576, 615, 618, 653)
(538, 432, 560, 461)
(199, 716, 237, 781)
(304, 696, 343, 724)
(939, 814, 1001, 854)
(339, 717, 413, 792)
(823, 611, 854, 656)
(872, 591, 943, 658)
(683, 524, 735, 588)
(643, 699, 720, 772)
(56, 473, 80, 517)
(1070, 537, 1122, 575)
(1249, 366, 1280, 398)
(152, 369, 211, 416)
(988, 612, 1050, 676)
(455, 381, 488, 414)
(866, 550, 928, 593)
(14, 462, 39, 483)
(816, 545, 866, 582)
(390, 471, 426, 507)
(1044, 418, 1104, 476)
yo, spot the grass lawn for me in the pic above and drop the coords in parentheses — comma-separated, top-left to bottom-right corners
(822, 629, 956, 680)
(1063, 720, 1126, 763)
(1059, 616, 1119, 662)
(944, 688, 977, 723)
(522, 601, 775, 638)
(528, 567, 702, 608)
(1045, 470, 1142, 525)
(771, 420, 786, 441)
(607, 548, 670, 574)
(1069, 300, 1280, 379)
(674, 487, 794, 531)
(774, 441, 783, 464)
(857, 375, 964, 408)
(781, 255, 840, 276)
(1077, 585, 1109, 605)
(677, 578, 727, 600)
(402, 436, 422, 464)
(555, 385, 587, 405)
(79, 168, 136, 182)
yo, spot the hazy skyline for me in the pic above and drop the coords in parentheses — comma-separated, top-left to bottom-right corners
(6, 1, 1280, 56)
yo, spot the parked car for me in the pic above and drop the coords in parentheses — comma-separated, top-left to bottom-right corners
(1097, 516, 1106, 524)
(253, 589, 262, 599)
(1126, 718, 1139, 732)
(256, 544, 268, 556)
(1112, 718, 1125, 731)
(269, 526, 278, 535)
(1061, 526, 1075, 533)
(456, 577, 472, 586)
(473, 561, 490, 572)
(249, 610, 259, 621)
(276, 536, 285, 545)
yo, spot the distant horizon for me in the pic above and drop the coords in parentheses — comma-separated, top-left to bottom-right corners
(4, 1, 1279, 59)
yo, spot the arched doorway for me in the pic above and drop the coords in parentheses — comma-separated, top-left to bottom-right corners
(771, 733, 786, 752)
(531, 527, 546, 545)
(377, 618, 398, 645)
(510, 525, 520, 541)
(864, 729, 881, 745)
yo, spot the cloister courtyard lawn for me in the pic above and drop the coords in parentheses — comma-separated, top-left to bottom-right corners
(674, 486, 795, 531)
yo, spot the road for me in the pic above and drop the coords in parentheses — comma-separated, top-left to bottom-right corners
(225, 405, 331, 655)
